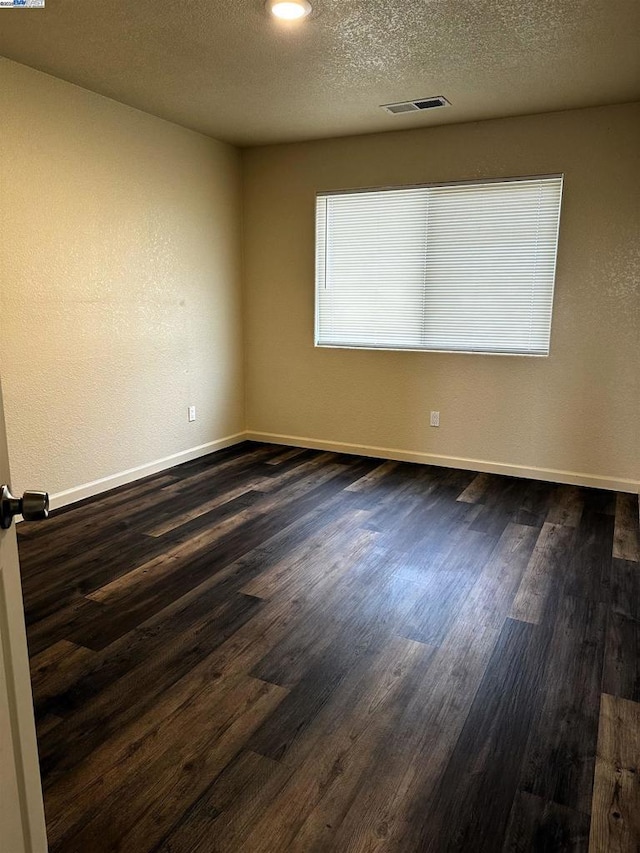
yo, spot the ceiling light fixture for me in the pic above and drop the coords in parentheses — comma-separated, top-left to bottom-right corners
(267, 0, 312, 21)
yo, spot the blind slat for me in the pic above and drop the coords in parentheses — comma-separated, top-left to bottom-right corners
(315, 176, 563, 356)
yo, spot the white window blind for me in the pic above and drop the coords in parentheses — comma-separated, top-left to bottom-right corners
(315, 175, 563, 355)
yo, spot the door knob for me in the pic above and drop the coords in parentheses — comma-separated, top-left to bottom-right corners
(0, 485, 49, 529)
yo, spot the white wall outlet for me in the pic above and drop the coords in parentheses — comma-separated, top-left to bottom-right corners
(430, 410, 440, 427)
(188, 405, 196, 422)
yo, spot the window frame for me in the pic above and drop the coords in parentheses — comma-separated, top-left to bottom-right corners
(314, 173, 564, 358)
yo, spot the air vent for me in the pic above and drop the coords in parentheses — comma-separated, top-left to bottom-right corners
(385, 102, 420, 114)
(382, 96, 451, 115)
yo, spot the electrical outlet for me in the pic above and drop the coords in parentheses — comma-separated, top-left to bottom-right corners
(188, 406, 196, 423)
(430, 410, 440, 427)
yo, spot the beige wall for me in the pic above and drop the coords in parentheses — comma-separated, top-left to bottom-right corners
(242, 103, 640, 488)
(1, 67, 637, 499)
(0, 59, 244, 499)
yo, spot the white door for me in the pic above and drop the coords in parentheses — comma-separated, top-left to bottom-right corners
(0, 377, 48, 853)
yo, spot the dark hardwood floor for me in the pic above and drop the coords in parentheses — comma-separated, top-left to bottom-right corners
(17, 442, 640, 852)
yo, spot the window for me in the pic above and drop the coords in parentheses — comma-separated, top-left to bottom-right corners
(315, 175, 563, 356)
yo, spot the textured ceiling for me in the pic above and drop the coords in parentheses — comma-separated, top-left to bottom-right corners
(0, 0, 639, 146)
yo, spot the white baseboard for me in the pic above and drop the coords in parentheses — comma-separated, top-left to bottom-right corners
(246, 430, 640, 494)
(48, 432, 248, 511)
(36, 427, 639, 515)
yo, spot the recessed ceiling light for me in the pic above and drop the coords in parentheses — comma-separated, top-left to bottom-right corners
(267, 0, 312, 21)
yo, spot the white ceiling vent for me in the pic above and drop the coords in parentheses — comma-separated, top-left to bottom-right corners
(382, 96, 451, 115)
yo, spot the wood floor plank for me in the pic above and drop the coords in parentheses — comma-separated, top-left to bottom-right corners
(17, 442, 632, 852)
(247, 559, 425, 762)
(105, 681, 286, 853)
(157, 442, 285, 493)
(245, 530, 396, 685)
(469, 475, 531, 537)
(20, 442, 275, 563)
(17, 471, 178, 551)
(564, 509, 614, 602)
(583, 488, 617, 518)
(240, 508, 374, 600)
(29, 640, 96, 720)
(514, 478, 555, 528)
(143, 477, 268, 537)
(588, 693, 640, 853)
(35, 713, 64, 740)
(19, 477, 182, 574)
(241, 636, 434, 853)
(344, 459, 399, 492)
(25, 597, 107, 658)
(519, 595, 607, 814)
(510, 522, 575, 624)
(398, 524, 500, 645)
(252, 450, 342, 493)
(546, 484, 585, 528)
(142, 474, 258, 535)
(39, 592, 264, 780)
(613, 493, 640, 562)
(610, 557, 640, 621)
(503, 791, 590, 852)
(356, 463, 444, 533)
(602, 611, 640, 703)
(457, 521, 539, 629)
(330, 615, 502, 852)
(405, 617, 551, 853)
(51, 675, 286, 852)
(43, 666, 279, 842)
(156, 749, 291, 853)
(456, 471, 492, 503)
(39, 494, 381, 773)
(23, 531, 170, 627)
(376, 473, 480, 566)
(265, 446, 308, 465)
(85, 458, 357, 614)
